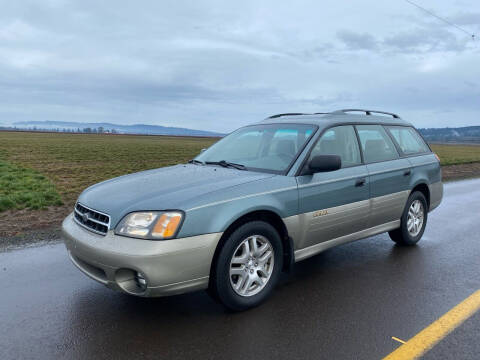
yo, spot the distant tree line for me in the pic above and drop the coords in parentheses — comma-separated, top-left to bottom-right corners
(0, 126, 119, 134)
(419, 126, 480, 143)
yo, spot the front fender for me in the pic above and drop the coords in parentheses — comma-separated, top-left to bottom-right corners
(177, 176, 298, 238)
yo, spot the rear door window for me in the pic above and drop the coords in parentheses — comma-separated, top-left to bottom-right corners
(387, 126, 430, 155)
(356, 125, 399, 163)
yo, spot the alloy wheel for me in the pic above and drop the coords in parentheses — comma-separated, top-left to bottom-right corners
(229, 235, 274, 297)
(407, 199, 424, 237)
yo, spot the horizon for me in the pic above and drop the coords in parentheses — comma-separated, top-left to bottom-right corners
(1, 118, 480, 132)
(2, 122, 480, 145)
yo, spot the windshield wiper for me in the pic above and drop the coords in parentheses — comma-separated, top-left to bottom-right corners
(188, 159, 204, 165)
(205, 160, 247, 170)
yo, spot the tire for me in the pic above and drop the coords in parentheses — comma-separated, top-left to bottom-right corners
(210, 221, 283, 311)
(389, 191, 428, 246)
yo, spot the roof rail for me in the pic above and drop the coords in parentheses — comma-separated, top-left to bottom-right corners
(331, 109, 401, 119)
(266, 113, 309, 119)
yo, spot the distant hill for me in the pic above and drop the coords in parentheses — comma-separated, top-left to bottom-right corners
(8, 120, 224, 137)
(2, 121, 480, 143)
(418, 126, 480, 143)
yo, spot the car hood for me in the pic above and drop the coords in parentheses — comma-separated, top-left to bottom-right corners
(77, 164, 275, 226)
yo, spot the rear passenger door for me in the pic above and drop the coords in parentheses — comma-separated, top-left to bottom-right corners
(356, 125, 411, 228)
(296, 125, 370, 249)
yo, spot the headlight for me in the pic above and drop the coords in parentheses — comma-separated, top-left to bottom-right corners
(115, 211, 183, 240)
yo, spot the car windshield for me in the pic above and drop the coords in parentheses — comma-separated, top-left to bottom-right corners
(195, 123, 317, 174)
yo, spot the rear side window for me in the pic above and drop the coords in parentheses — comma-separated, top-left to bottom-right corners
(310, 125, 361, 167)
(387, 126, 430, 155)
(356, 125, 398, 163)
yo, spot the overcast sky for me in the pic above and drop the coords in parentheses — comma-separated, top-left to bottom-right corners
(0, 0, 479, 132)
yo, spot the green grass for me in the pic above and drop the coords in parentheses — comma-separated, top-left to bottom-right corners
(0, 132, 217, 210)
(0, 159, 63, 211)
(430, 144, 480, 166)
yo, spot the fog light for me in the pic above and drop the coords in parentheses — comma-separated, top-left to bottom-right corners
(135, 272, 147, 291)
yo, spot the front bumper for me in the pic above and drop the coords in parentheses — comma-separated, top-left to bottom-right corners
(62, 213, 222, 297)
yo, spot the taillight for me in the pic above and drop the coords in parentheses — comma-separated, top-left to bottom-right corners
(434, 153, 441, 162)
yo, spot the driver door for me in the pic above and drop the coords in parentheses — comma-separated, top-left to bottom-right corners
(296, 125, 369, 249)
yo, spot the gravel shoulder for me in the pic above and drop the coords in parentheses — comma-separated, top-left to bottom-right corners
(0, 226, 63, 252)
(441, 162, 480, 182)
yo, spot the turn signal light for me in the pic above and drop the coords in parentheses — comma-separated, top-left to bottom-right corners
(152, 212, 182, 238)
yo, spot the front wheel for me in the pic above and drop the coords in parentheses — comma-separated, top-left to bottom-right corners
(210, 221, 283, 311)
(389, 191, 428, 246)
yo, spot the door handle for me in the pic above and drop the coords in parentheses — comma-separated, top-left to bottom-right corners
(355, 178, 366, 187)
(404, 170, 411, 176)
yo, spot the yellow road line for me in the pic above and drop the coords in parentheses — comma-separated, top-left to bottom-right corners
(384, 289, 480, 360)
(391, 337, 406, 344)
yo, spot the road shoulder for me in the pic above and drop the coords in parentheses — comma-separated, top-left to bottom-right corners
(0, 226, 62, 252)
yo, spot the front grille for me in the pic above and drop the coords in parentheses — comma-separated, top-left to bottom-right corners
(74, 203, 110, 236)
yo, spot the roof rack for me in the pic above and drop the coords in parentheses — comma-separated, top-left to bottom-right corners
(266, 113, 309, 119)
(266, 112, 332, 119)
(331, 109, 401, 119)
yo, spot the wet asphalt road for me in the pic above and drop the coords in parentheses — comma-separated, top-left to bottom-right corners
(1, 179, 480, 360)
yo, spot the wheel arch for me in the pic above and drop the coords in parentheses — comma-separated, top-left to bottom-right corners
(209, 210, 294, 284)
(411, 182, 430, 210)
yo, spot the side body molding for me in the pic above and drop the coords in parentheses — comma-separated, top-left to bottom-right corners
(293, 220, 400, 262)
(284, 191, 410, 261)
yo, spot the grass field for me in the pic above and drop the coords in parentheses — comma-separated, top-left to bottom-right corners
(0, 131, 479, 215)
(0, 158, 62, 211)
(430, 144, 480, 166)
(0, 132, 216, 212)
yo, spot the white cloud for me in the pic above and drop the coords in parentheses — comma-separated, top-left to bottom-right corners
(0, 19, 39, 41)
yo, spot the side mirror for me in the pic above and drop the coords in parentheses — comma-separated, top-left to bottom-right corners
(305, 155, 341, 174)
(200, 148, 207, 153)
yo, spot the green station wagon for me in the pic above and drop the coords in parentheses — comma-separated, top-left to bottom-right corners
(62, 109, 443, 310)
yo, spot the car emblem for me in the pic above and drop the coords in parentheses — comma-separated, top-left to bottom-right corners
(82, 212, 90, 222)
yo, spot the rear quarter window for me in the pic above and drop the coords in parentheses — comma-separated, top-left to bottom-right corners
(387, 126, 430, 155)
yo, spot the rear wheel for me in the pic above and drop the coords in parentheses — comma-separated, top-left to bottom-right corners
(389, 191, 428, 246)
(210, 221, 283, 311)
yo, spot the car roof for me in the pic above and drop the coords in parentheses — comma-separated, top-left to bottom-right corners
(258, 109, 413, 128)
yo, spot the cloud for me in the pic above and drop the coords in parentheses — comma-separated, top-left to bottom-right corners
(450, 12, 480, 26)
(383, 27, 469, 53)
(0, 0, 478, 132)
(0, 19, 39, 41)
(336, 30, 377, 50)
